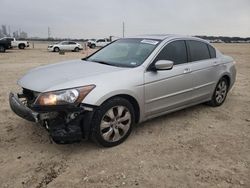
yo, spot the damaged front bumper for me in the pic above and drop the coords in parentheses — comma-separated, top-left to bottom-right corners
(9, 92, 96, 143)
(9, 92, 39, 122)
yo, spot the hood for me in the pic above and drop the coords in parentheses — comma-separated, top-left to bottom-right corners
(18, 59, 124, 92)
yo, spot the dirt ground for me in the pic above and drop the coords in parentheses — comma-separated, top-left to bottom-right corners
(0, 42, 249, 188)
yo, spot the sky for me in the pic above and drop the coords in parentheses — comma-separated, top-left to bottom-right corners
(0, 0, 250, 38)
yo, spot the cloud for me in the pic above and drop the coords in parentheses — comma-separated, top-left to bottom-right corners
(0, 0, 249, 38)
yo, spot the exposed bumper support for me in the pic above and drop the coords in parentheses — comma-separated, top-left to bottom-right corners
(9, 92, 39, 122)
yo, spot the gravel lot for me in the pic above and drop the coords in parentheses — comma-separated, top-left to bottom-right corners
(0, 42, 249, 188)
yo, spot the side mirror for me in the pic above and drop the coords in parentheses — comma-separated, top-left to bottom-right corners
(154, 60, 174, 71)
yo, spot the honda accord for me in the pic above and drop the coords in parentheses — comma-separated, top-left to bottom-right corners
(9, 34, 236, 147)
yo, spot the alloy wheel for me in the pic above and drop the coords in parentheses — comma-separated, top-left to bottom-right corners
(100, 106, 131, 142)
(215, 80, 228, 104)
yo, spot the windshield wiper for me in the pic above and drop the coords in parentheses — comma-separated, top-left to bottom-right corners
(84, 59, 129, 68)
(91, 60, 114, 66)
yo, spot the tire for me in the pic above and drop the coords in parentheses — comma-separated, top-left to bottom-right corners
(74, 47, 80, 52)
(18, 43, 25, 49)
(91, 97, 135, 147)
(207, 77, 229, 107)
(0, 45, 5, 53)
(91, 44, 96, 49)
(54, 47, 60, 52)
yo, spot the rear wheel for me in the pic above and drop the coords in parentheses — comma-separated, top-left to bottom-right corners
(18, 43, 25, 49)
(91, 97, 135, 147)
(74, 47, 80, 52)
(91, 44, 96, 48)
(54, 47, 60, 52)
(208, 77, 229, 107)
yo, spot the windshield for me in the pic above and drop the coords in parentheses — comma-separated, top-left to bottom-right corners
(86, 38, 160, 67)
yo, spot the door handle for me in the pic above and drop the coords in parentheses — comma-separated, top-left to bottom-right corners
(183, 68, 191, 73)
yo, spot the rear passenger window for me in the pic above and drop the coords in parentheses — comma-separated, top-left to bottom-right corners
(208, 45, 216, 58)
(61, 42, 69, 45)
(187, 40, 210, 61)
(154, 40, 187, 65)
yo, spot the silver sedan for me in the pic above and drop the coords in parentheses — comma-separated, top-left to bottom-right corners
(10, 34, 236, 147)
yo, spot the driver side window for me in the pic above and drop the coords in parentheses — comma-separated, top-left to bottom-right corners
(154, 40, 188, 65)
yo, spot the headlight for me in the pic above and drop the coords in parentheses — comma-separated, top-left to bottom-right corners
(35, 85, 95, 106)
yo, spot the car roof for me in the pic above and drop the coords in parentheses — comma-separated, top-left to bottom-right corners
(128, 34, 209, 43)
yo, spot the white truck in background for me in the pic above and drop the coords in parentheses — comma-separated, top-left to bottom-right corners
(1, 37, 29, 49)
(87, 38, 111, 48)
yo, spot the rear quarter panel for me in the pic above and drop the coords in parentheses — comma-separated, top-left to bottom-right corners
(219, 55, 236, 90)
(211, 53, 236, 93)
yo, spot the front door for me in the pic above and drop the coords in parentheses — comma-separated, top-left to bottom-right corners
(144, 40, 194, 118)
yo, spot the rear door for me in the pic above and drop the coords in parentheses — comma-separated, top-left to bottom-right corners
(186, 40, 219, 101)
(68, 41, 77, 50)
(60, 41, 70, 50)
(144, 40, 194, 118)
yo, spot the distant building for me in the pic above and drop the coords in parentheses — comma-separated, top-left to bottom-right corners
(209, 39, 224, 43)
(0, 25, 9, 38)
(13, 31, 19, 38)
(1, 25, 7, 36)
(0, 29, 4, 38)
(19, 31, 28, 39)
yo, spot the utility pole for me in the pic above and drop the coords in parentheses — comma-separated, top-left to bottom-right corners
(8, 25, 11, 36)
(122, 21, 125, 38)
(48, 27, 51, 39)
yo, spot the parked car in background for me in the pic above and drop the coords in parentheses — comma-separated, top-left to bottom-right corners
(9, 34, 236, 147)
(0, 38, 11, 52)
(1, 37, 29, 49)
(87, 38, 111, 48)
(48, 41, 83, 52)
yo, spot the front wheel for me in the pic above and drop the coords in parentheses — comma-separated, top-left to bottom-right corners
(208, 77, 229, 107)
(91, 97, 135, 147)
(54, 47, 60, 52)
